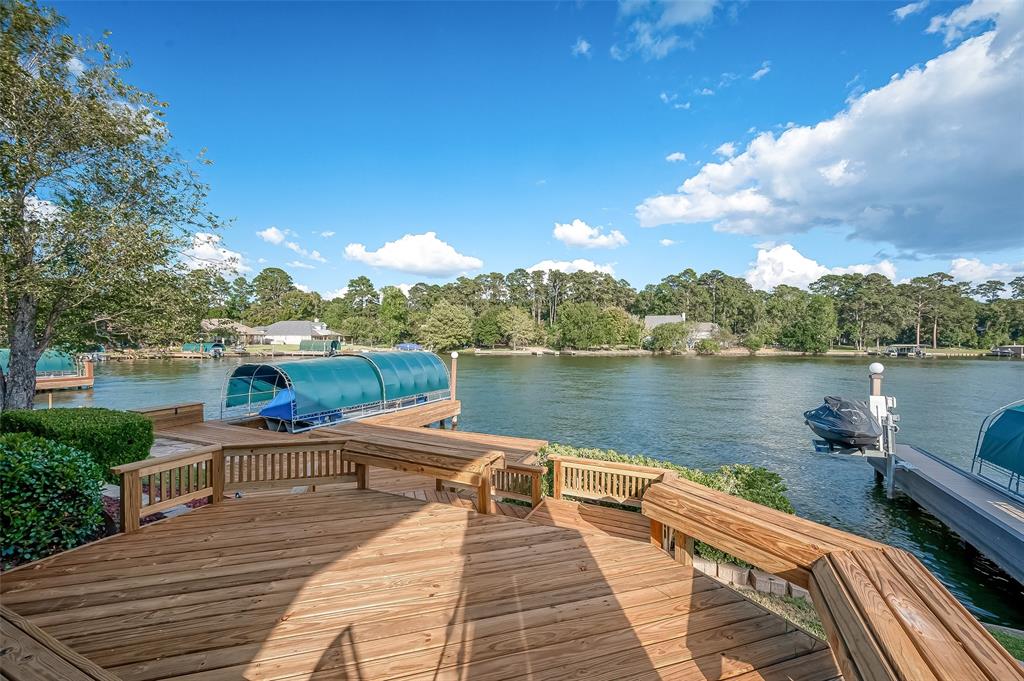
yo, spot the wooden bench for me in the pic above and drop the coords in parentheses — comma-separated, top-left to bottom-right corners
(641, 476, 1024, 681)
(342, 433, 505, 513)
(132, 402, 205, 430)
(811, 546, 1021, 681)
(1, 605, 121, 680)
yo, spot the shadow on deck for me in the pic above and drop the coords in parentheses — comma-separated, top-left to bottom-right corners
(1, 488, 836, 680)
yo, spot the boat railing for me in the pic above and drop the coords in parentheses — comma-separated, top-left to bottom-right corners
(549, 454, 670, 508)
(641, 475, 1021, 681)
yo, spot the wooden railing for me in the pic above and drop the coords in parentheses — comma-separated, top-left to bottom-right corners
(549, 454, 669, 507)
(491, 461, 545, 507)
(112, 441, 357, 532)
(641, 476, 1022, 681)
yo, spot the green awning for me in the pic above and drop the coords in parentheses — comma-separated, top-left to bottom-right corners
(0, 349, 77, 376)
(978, 404, 1024, 477)
(223, 351, 450, 421)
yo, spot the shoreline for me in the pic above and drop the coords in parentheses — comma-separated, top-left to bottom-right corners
(470, 346, 995, 359)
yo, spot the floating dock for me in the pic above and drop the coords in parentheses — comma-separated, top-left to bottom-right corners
(869, 443, 1024, 584)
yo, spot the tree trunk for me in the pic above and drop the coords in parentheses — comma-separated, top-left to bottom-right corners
(932, 317, 939, 349)
(3, 294, 40, 411)
(915, 312, 921, 346)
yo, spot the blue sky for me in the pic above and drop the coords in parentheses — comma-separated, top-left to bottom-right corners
(57, 1, 1024, 296)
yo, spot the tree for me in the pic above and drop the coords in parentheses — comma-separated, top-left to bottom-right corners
(1, 2, 218, 409)
(224, 277, 254, 319)
(1010, 276, 1024, 300)
(974, 280, 1006, 303)
(419, 300, 472, 351)
(342, 276, 378, 316)
(649, 321, 691, 352)
(251, 268, 294, 304)
(377, 286, 409, 346)
(499, 306, 535, 350)
(780, 295, 837, 353)
(554, 301, 603, 349)
(473, 307, 504, 347)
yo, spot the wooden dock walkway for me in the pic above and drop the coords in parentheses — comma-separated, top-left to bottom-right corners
(525, 497, 651, 542)
(868, 444, 1024, 584)
(1, 488, 838, 681)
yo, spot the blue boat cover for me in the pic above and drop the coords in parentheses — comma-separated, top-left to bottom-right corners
(978, 404, 1024, 477)
(0, 349, 77, 375)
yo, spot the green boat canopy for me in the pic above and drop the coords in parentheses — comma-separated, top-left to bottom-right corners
(298, 339, 340, 353)
(976, 403, 1024, 478)
(222, 351, 450, 430)
(182, 342, 225, 353)
(0, 349, 78, 376)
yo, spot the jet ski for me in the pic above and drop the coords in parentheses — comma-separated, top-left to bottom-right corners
(804, 396, 883, 449)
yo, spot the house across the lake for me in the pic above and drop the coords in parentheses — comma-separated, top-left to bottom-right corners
(261, 319, 340, 346)
(201, 319, 265, 345)
(643, 314, 687, 331)
(643, 315, 721, 349)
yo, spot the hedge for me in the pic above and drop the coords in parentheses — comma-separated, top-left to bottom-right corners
(536, 443, 795, 565)
(0, 433, 105, 568)
(0, 408, 153, 483)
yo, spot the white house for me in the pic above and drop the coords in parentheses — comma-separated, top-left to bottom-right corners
(262, 320, 339, 346)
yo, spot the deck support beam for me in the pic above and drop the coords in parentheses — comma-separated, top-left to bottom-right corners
(477, 475, 492, 514)
(649, 518, 664, 550)
(673, 529, 694, 566)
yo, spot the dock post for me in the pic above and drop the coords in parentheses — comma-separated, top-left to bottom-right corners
(449, 351, 458, 401)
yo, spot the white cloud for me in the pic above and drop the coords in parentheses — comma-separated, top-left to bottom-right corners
(751, 60, 771, 80)
(666, 152, 687, 162)
(659, 91, 676, 104)
(323, 287, 348, 300)
(67, 57, 85, 76)
(527, 259, 615, 275)
(659, 238, 677, 246)
(572, 37, 592, 57)
(344, 231, 483, 277)
(949, 257, 1024, 282)
(182, 233, 250, 275)
(745, 244, 896, 290)
(552, 219, 628, 249)
(286, 260, 315, 270)
(674, 101, 692, 110)
(611, 0, 720, 60)
(894, 0, 929, 22)
(294, 284, 312, 293)
(285, 241, 327, 263)
(636, 1, 1024, 256)
(256, 226, 288, 245)
(696, 87, 715, 96)
(713, 142, 736, 158)
(396, 283, 414, 296)
(320, 231, 335, 238)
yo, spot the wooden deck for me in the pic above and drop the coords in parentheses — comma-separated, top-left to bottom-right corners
(1, 488, 838, 681)
(526, 497, 652, 542)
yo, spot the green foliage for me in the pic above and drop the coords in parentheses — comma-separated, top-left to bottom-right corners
(1, 0, 219, 409)
(536, 443, 794, 565)
(0, 408, 153, 482)
(555, 302, 643, 349)
(742, 334, 764, 354)
(0, 433, 104, 568)
(780, 295, 837, 353)
(649, 321, 691, 352)
(420, 300, 474, 351)
(693, 339, 721, 355)
(988, 628, 1024, 661)
(499, 306, 536, 350)
(473, 307, 505, 347)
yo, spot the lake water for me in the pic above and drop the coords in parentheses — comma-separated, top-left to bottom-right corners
(49, 353, 1024, 625)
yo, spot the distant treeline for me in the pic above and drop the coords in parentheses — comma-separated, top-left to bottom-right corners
(202, 267, 1024, 353)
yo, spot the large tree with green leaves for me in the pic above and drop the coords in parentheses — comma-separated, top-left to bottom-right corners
(420, 300, 472, 351)
(1, 1, 219, 409)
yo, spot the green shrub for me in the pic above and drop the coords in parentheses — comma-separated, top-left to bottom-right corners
(693, 339, 721, 355)
(0, 433, 104, 568)
(0, 408, 153, 482)
(742, 335, 764, 354)
(536, 443, 794, 565)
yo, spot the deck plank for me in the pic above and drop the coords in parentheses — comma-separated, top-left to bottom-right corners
(1, 489, 839, 681)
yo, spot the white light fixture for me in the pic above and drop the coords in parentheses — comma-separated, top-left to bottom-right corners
(869, 362, 885, 375)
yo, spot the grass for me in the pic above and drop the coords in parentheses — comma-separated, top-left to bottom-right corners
(735, 587, 826, 640)
(986, 626, 1024, 661)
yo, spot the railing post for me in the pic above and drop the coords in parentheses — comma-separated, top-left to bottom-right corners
(649, 519, 664, 550)
(531, 470, 542, 507)
(477, 469, 492, 514)
(673, 529, 694, 566)
(356, 462, 368, 489)
(211, 447, 224, 504)
(552, 457, 563, 500)
(120, 471, 141, 534)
